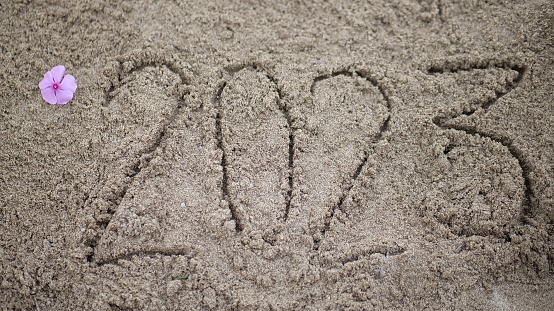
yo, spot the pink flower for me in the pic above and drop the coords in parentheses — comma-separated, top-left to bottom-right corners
(38, 65, 77, 105)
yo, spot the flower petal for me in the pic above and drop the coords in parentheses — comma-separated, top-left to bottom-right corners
(55, 89, 74, 105)
(41, 88, 58, 105)
(59, 74, 77, 93)
(50, 65, 66, 83)
(39, 71, 54, 89)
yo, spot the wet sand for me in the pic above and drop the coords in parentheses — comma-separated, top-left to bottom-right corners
(1, 1, 553, 310)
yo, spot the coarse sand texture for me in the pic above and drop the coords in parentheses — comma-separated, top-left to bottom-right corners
(1, 1, 553, 310)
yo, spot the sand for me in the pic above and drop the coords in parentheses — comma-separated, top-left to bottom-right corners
(1, 0, 553, 310)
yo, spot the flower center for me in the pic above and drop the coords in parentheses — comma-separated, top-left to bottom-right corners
(52, 83, 59, 90)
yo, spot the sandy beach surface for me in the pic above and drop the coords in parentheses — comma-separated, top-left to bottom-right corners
(1, 0, 553, 310)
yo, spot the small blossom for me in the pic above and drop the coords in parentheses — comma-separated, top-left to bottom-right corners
(38, 65, 77, 105)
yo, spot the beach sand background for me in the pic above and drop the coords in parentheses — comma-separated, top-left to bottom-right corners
(1, 0, 553, 309)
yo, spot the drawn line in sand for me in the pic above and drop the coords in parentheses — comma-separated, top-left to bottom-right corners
(214, 81, 242, 231)
(311, 69, 392, 251)
(215, 65, 294, 232)
(338, 242, 406, 265)
(266, 71, 296, 222)
(85, 59, 189, 264)
(429, 62, 538, 220)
